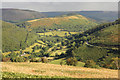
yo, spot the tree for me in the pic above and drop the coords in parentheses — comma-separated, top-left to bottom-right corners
(55, 53, 58, 57)
(61, 41, 65, 46)
(68, 31, 71, 35)
(65, 33, 67, 36)
(60, 60, 64, 66)
(71, 51, 75, 57)
(72, 42, 76, 46)
(110, 57, 120, 69)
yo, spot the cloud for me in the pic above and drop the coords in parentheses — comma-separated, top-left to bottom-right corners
(2, 2, 118, 12)
(1, 0, 119, 2)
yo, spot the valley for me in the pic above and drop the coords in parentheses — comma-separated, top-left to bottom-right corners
(1, 8, 119, 79)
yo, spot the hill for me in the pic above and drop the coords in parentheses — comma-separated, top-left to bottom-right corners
(22, 14, 97, 32)
(2, 8, 118, 23)
(2, 21, 38, 52)
(2, 8, 46, 23)
(77, 11, 118, 22)
(42, 11, 118, 22)
(2, 62, 118, 78)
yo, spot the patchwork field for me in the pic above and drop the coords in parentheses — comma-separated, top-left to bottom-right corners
(37, 31, 79, 37)
(2, 41, 45, 56)
(2, 62, 118, 78)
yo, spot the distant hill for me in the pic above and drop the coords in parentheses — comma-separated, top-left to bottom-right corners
(2, 21, 38, 52)
(42, 11, 118, 22)
(2, 9, 46, 23)
(23, 14, 97, 32)
(2, 8, 118, 23)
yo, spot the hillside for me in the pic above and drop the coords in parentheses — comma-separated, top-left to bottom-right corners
(2, 21, 38, 52)
(88, 19, 119, 46)
(2, 62, 118, 78)
(89, 24, 119, 46)
(61, 19, 120, 69)
(23, 14, 97, 32)
(2, 9, 46, 23)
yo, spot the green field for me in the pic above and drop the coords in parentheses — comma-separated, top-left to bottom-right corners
(49, 58, 85, 67)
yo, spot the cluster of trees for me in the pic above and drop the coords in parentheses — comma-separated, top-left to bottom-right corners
(66, 57, 78, 66)
(2, 51, 49, 63)
(39, 36, 64, 44)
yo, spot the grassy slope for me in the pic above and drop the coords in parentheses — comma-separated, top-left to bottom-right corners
(2, 62, 118, 78)
(2, 21, 38, 52)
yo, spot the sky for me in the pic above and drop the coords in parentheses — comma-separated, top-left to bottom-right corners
(1, 2, 118, 12)
(1, 0, 119, 2)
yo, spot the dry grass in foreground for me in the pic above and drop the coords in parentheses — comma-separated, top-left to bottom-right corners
(2, 62, 118, 78)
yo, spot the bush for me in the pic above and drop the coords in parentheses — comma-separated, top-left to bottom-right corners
(84, 60, 100, 68)
(66, 57, 78, 66)
(30, 58, 41, 62)
(15, 57, 26, 62)
(2, 58, 11, 62)
(41, 57, 48, 63)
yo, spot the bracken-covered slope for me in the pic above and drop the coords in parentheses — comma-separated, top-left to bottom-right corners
(25, 14, 97, 32)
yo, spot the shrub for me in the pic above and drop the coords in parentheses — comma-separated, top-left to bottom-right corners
(66, 57, 78, 66)
(2, 58, 11, 62)
(41, 57, 48, 63)
(15, 57, 26, 62)
(60, 60, 63, 66)
(30, 58, 41, 62)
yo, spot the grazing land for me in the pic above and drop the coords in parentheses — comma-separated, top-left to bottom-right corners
(2, 62, 118, 78)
